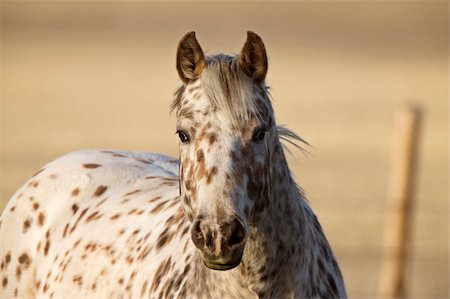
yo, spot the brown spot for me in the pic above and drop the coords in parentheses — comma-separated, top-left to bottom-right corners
(156, 228, 175, 250)
(74, 239, 81, 248)
(85, 211, 103, 222)
(44, 240, 51, 256)
(5, 253, 11, 265)
(196, 149, 206, 178)
(196, 149, 204, 163)
(95, 198, 108, 208)
(18, 253, 31, 269)
(137, 245, 152, 261)
(150, 201, 168, 214)
(127, 209, 137, 215)
(165, 215, 176, 226)
(148, 196, 162, 203)
(182, 264, 191, 276)
(28, 180, 39, 188)
(72, 204, 79, 214)
(208, 133, 217, 145)
(73, 275, 82, 286)
(83, 163, 101, 169)
(38, 212, 45, 227)
(162, 276, 175, 298)
(181, 226, 189, 236)
(15, 266, 21, 281)
(206, 166, 218, 184)
(71, 188, 80, 197)
(32, 202, 39, 211)
(22, 218, 32, 233)
(69, 207, 89, 235)
(110, 213, 121, 220)
(2, 277, 7, 287)
(10, 206, 16, 212)
(124, 189, 141, 197)
(151, 257, 172, 292)
(93, 185, 108, 197)
(126, 255, 134, 264)
(141, 281, 148, 297)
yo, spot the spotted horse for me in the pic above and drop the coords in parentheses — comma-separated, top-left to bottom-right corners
(0, 32, 347, 299)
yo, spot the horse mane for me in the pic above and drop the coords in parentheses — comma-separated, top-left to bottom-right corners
(277, 125, 310, 156)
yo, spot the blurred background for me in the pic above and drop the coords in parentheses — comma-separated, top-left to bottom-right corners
(1, 2, 448, 298)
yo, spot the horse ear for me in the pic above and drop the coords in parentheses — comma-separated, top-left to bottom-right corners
(176, 31, 206, 83)
(239, 31, 268, 83)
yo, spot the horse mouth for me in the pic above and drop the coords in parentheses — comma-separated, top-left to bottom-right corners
(203, 257, 242, 270)
(203, 254, 242, 271)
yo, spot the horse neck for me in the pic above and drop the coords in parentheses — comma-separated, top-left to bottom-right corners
(239, 137, 346, 297)
(242, 138, 308, 293)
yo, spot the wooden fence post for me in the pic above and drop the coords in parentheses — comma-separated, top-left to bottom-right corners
(378, 105, 422, 299)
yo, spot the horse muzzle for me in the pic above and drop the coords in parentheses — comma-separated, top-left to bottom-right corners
(191, 215, 247, 271)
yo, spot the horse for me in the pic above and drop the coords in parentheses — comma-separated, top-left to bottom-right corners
(0, 31, 347, 298)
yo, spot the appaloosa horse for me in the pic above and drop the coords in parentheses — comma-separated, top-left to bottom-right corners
(0, 31, 347, 298)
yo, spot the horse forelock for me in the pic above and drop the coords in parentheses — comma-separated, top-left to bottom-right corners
(171, 54, 270, 129)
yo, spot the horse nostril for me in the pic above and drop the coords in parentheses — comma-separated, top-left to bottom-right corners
(227, 218, 246, 247)
(191, 219, 205, 249)
(192, 218, 217, 254)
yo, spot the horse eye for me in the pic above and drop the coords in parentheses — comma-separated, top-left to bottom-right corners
(177, 130, 190, 143)
(252, 129, 266, 142)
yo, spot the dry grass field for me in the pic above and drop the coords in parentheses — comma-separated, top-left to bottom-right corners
(1, 2, 448, 298)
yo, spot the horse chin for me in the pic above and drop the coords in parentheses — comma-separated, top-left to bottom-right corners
(203, 257, 242, 271)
